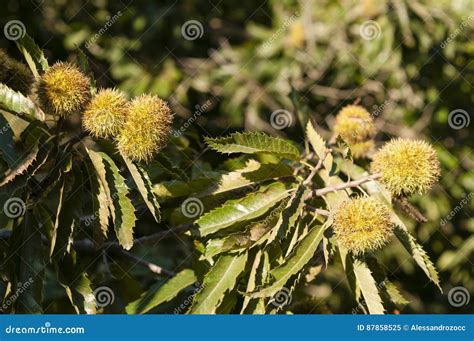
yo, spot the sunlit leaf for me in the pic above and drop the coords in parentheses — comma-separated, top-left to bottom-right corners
(205, 132, 300, 160)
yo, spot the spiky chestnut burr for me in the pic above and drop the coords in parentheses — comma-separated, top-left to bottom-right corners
(333, 196, 394, 255)
(83, 88, 129, 138)
(371, 138, 440, 196)
(0, 49, 34, 95)
(116, 95, 173, 163)
(36, 62, 90, 117)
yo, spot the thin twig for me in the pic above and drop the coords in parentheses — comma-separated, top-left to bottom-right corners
(124, 223, 194, 247)
(1, 223, 189, 278)
(116, 248, 177, 277)
(303, 148, 331, 186)
(72, 223, 195, 252)
(328, 133, 338, 145)
(307, 173, 381, 199)
(304, 205, 330, 217)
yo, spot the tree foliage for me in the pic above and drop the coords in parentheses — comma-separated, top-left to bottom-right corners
(0, 0, 472, 315)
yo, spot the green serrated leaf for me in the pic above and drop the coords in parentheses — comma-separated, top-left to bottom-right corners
(201, 160, 294, 197)
(0, 84, 44, 121)
(306, 121, 326, 160)
(76, 47, 96, 91)
(0, 114, 18, 167)
(101, 153, 136, 250)
(190, 252, 248, 314)
(15, 211, 44, 313)
(241, 250, 270, 314)
(0, 145, 38, 187)
(153, 154, 189, 181)
(205, 132, 300, 160)
(203, 201, 285, 259)
(197, 182, 292, 237)
(49, 179, 66, 257)
(56, 254, 97, 314)
(86, 148, 136, 250)
(52, 176, 77, 260)
(352, 258, 385, 314)
(15, 33, 48, 78)
(123, 156, 160, 222)
(393, 225, 441, 292)
(126, 269, 197, 314)
(384, 281, 409, 306)
(153, 178, 213, 199)
(266, 184, 309, 245)
(252, 223, 326, 298)
(84, 160, 109, 246)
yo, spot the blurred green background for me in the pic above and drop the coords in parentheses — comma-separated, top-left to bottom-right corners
(1, 0, 472, 313)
